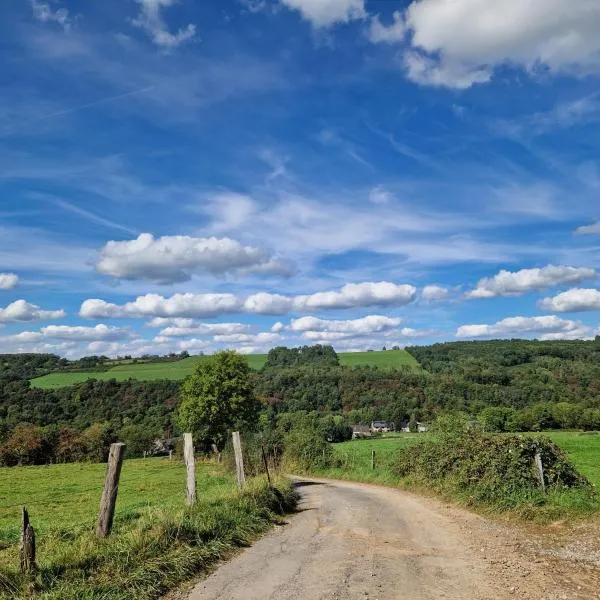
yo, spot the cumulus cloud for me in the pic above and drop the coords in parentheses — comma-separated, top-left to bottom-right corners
(40, 324, 134, 342)
(31, 0, 73, 31)
(244, 293, 293, 315)
(539, 288, 600, 312)
(95, 233, 291, 284)
(278, 0, 365, 27)
(380, 0, 600, 88)
(158, 322, 250, 337)
(467, 265, 596, 299)
(0, 300, 65, 323)
(81, 281, 418, 320)
(421, 285, 448, 302)
(0, 273, 19, 290)
(368, 11, 404, 44)
(213, 332, 282, 344)
(576, 221, 600, 234)
(132, 0, 196, 48)
(271, 321, 285, 333)
(294, 282, 417, 311)
(456, 315, 590, 340)
(0, 324, 133, 347)
(290, 315, 402, 339)
(80, 293, 241, 319)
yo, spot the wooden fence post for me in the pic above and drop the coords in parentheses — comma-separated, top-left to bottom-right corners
(232, 431, 246, 488)
(371, 449, 376, 470)
(183, 433, 196, 506)
(534, 451, 546, 493)
(96, 442, 126, 538)
(20, 507, 36, 576)
(261, 444, 272, 485)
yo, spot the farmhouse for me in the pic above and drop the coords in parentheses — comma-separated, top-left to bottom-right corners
(370, 421, 393, 433)
(352, 424, 372, 439)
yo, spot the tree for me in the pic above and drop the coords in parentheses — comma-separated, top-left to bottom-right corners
(178, 351, 259, 449)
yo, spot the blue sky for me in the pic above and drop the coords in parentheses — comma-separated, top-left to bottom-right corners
(1, 0, 600, 358)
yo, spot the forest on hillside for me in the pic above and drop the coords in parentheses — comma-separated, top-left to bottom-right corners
(1, 338, 600, 466)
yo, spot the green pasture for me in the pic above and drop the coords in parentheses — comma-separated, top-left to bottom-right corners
(0, 457, 235, 543)
(0, 458, 295, 599)
(324, 431, 600, 488)
(30, 349, 418, 389)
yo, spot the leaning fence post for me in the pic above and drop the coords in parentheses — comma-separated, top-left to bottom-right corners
(232, 431, 246, 488)
(183, 433, 196, 506)
(96, 442, 126, 538)
(261, 444, 272, 485)
(534, 451, 546, 493)
(20, 507, 36, 576)
(371, 449, 376, 470)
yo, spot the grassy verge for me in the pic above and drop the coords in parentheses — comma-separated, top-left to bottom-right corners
(0, 459, 296, 599)
(310, 432, 600, 523)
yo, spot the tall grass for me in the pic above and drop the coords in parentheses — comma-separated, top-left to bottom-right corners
(0, 460, 296, 599)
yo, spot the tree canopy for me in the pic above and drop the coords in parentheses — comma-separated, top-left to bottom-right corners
(178, 351, 259, 448)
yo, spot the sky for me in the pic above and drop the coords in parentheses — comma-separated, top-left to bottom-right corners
(1, 0, 600, 359)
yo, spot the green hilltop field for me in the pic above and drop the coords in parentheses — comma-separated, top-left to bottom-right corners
(30, 349, 418, 390)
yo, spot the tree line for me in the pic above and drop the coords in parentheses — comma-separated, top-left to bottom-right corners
(2, 338, 600, 465)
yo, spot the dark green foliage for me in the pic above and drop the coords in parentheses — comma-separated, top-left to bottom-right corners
(395, 428, 592, 507)
(264, 345, 339, 369)
(178, 351, 260, 449)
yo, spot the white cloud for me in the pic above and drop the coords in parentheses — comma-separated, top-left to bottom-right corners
(40, 324, 135, 342)
(158, 322, 250, 337)
(368, 11, 405, 44)
(0, 300, 65, 323)
(132, 0, 196, 48)
(294, 282, 417, 310)
(290, 315, 402, 339)
(0, 273, 19, 290)
(95, 233, 291, 284)
(456, 315, 590, 340)
(467, 265, 596, 299)
(539, 288, 600, 312)
(399, 0, 600, 88)
(421, 285, 448, 302)
(80, 293, 241, 319)
(278, 0, 365, 27)
(81, 281, 418, 320)
(576, 221, 600, 234)
(271, 321, 285, 333)
(31, 0, 73, 31)
(244, 292, 293, 315)
(213, 332, 282, 344)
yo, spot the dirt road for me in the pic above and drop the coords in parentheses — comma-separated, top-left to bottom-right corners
(187, 478, 599, 600)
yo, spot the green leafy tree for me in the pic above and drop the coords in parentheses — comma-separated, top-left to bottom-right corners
(178, 351, 259, 449)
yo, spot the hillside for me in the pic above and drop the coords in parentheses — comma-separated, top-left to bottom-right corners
(30, 349, 418, 389)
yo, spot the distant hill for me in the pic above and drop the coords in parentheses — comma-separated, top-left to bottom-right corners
(30, 349, 418, 390)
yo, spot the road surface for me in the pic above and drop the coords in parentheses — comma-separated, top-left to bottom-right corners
(187, 478, 588, 600)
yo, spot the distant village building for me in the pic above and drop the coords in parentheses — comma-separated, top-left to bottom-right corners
(352, 424, 372, 439)
(370, 421, 393, 433)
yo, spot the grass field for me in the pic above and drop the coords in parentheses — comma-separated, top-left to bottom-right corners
(322, 432, 600, 487)
(30, 349, 418, 389)
(0, 458, 296, 599)
(0, 458, 235, 542)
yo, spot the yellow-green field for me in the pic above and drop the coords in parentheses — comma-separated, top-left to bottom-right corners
(30, 349, 418, 389)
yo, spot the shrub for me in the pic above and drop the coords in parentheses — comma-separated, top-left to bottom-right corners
(283, 426, 332, 471)
(395, 428, 592, 509)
